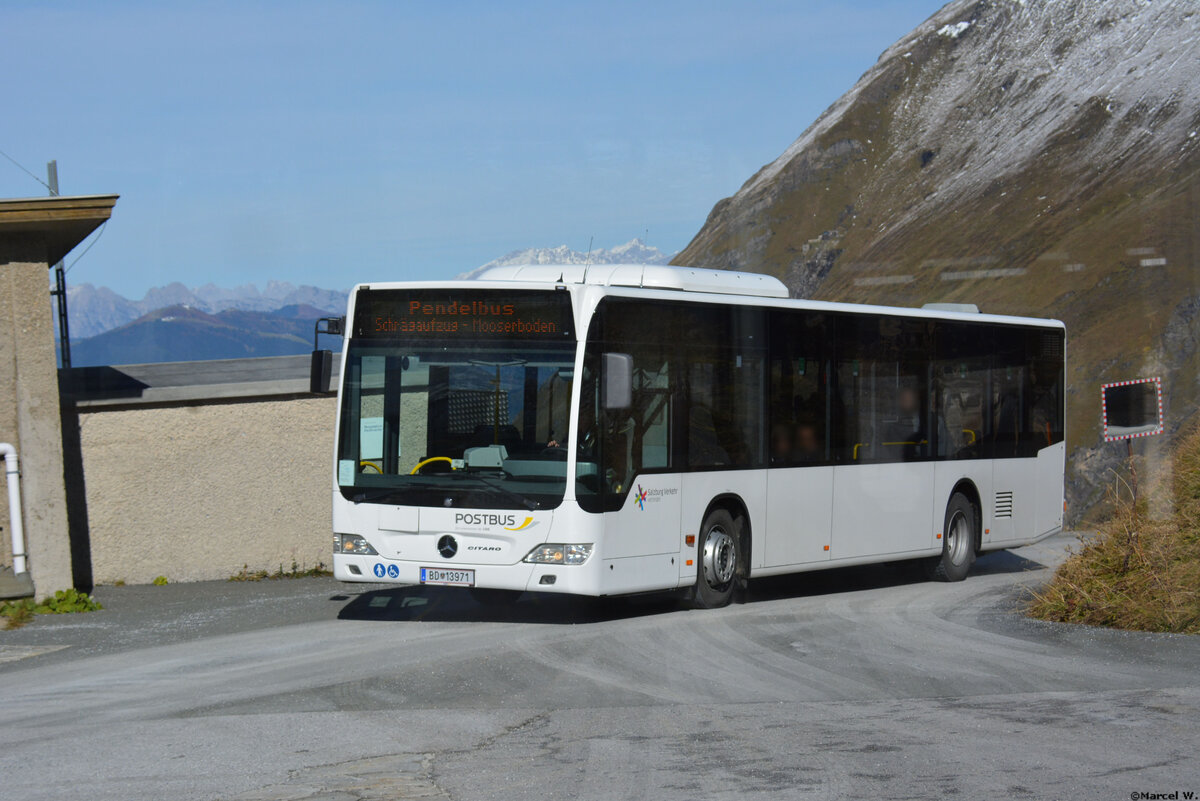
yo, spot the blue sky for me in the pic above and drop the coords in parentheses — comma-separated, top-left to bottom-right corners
(3, 1, 944, 297)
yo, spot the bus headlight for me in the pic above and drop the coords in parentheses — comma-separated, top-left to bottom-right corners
(524, 543, 593, 565)
(335, 533, 378, 556)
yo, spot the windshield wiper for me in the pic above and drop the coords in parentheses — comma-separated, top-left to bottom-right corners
(350, 488, 410, 504)
(468, 474, 539, 511)
(350, 474, 538, 510)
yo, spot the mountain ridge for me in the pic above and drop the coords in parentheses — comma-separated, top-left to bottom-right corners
(65, 239, 674, 364)
(69, 304, 331, 366)
(62, 281, 351, 340)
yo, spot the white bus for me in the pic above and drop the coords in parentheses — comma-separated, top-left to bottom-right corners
(329, 265, 1065, 608)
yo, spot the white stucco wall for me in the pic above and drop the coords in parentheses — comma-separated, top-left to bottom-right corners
(80, 396, 337, 584)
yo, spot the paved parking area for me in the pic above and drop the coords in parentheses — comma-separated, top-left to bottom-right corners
(2, 534, 1199, 800)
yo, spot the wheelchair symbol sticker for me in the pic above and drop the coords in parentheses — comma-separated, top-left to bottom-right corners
(387, 564, 400, 579)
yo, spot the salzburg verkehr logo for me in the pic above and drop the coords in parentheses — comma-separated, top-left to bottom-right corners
(634, 484, 679, 510)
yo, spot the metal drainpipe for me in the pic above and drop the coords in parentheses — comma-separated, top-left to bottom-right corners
(0, 444, 27, 575)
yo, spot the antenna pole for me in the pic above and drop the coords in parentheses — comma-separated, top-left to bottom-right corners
(581, 236, 594, 285)
(47, 160, 72, 369)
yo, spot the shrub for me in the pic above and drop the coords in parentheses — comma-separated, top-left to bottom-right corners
(1029, 428, 1200, 634)
(1, 589, 103, 629)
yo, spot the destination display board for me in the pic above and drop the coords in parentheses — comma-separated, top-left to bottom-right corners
(351, 288, 574, 341)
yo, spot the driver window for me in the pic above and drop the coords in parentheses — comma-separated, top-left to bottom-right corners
(357, 355, 387, 474)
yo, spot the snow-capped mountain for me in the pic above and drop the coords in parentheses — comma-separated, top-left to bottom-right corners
(459, 238, 675, 280)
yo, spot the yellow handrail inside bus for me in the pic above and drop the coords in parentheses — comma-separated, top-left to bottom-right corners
(410, 456, 455, 475)
(962, 429, 977, 444)
(359, 461, 382, 474)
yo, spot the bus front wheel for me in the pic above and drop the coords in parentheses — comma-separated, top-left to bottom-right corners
(692, 508, 743, 609)
(928, 492, 976, 582)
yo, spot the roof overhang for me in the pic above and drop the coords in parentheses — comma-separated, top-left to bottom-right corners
(0, 194, 119, 266)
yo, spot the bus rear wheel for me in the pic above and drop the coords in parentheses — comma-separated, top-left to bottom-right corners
(692, 508, 742, 609)
(928, 492, 976, 582)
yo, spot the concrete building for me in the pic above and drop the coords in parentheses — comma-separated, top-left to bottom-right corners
(66, 355, 339, 585)
(0, 194, 117, 600)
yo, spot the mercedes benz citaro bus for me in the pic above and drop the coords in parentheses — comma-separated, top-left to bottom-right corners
(329, 264, 1065, 608)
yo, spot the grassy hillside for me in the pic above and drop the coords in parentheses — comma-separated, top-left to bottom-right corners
(1029, 425, 1200, 634)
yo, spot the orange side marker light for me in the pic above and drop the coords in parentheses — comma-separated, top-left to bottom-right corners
(685, 559, 693, 566)
(685, 535, 695, 547)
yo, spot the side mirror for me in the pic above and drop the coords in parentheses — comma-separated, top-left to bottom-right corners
(311, 316, 345, 395)
(310, 350, 333, 394)
(602, 353, 633, 410)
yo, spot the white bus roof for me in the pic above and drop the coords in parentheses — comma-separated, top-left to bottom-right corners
(357, 264, 1062, 329)
(473, 263, 790, 299)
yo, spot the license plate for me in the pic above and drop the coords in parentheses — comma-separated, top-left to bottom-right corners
(420, 567, 475, 587)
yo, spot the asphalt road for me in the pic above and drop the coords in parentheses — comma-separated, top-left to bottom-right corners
(1, 533, 1198, 801)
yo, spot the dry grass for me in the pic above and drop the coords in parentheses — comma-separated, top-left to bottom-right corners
(1029, 428, 1200, 634)
(0, 603, 34, 630)
(229, 561, 332, 582)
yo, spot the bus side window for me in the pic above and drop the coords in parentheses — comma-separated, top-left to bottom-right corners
(578, 299, 680, 507)
(603, 354, 673, 491)
(935, 362, 988, 459)
(833, 314, 880, 462)
(991, 327, 1028, 458)
(834, 357, 873, 462)
(1029, 329, 1065, 452)
(682, 305, 765, 469)
(767, 309, 830, 466)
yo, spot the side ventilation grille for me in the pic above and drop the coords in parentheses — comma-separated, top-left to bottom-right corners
(995, 491, 1014, 519)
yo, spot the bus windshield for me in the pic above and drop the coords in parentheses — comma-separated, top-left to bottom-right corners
(336, 288, 576, 510)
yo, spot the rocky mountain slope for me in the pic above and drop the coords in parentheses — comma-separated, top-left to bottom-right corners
(460, 238, 674, 279)
(676, 0, 1200, 519)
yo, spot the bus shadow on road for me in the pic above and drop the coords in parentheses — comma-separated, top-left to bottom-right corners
(742, 548, 1047, 604)
(336, 585, 681, 625)
(336, 549, 1047, 624)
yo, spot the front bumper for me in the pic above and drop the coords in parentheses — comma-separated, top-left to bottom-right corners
(332, 553, 596, 594)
